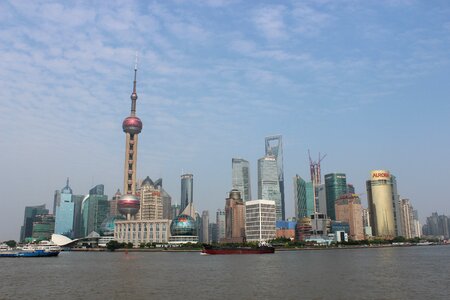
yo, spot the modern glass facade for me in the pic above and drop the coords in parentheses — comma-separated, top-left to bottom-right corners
(232, 158, 251, 201)
(81, 185, 109, 237)
(258, 156, 282, 221)
(54, 179, 74, 238)
(180, 174, 193, 213)
(20, 204, 48, 242)
(32, 214, 55, 241)
(324, 173, 347, 220)
(170, 214, 197, 236)
(293, 175, 315, 219)
(265, 135, 285, 220)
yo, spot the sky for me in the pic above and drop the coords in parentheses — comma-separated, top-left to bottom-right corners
(1, 0, 449, 241)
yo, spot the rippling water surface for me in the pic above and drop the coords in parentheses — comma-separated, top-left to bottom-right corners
(1, 246, 449, 299)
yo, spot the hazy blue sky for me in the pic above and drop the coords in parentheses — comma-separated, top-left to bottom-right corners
(1, 0, 449, 241)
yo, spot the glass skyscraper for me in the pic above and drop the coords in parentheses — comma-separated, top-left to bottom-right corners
(232, 158, 251, 201)
(293, 175, 315, 219)
(258, 156, 282, 221)
(54, 179, 75, 238)
(20, 204, 48, 242)
(265, 135, 285, 220)
(81, 184, 109, 237)
(180, 174, 193, 213)
(324, 173, 347, 220)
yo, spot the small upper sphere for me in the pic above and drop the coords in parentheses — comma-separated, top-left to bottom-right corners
(122, 116, 142, 134)
(131, 92, 138, 101)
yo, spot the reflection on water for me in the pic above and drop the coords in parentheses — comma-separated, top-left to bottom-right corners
(1, 246, 449, 299)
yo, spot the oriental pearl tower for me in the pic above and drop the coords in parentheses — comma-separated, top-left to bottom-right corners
(117, 60, 143, 220)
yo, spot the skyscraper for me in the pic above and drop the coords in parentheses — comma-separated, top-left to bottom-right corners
(153, 178, 172, 220)
(293, 175, 314, 219)
(224, 189, 246, 243)
(265, 135, 285, 220)
(54, 178, 74, 238)
(180, 173, 193, 213)
(201, 210, 210, 243)
(324, 173, 347, 220)
(366, 170, 396, 238)
(335, 193, 364, 240)
(139, 177, 163, 220)
(245, 200, 276, 242)
(216, 209, 226, 242)
(81, 184, 109, 236)
(232, 158, 251, 201)
(20, 204, 48, 242)
(258, 156, 282, 220)
(118, 63, 142, 220)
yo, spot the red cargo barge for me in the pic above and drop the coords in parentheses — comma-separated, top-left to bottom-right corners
(201, 244, 275, 255)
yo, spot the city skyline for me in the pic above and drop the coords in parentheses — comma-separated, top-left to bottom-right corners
(1, 1, 450, 240)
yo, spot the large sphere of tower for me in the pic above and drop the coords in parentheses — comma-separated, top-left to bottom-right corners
(117, 194, 140, 216)
(122, 116, 142, 134)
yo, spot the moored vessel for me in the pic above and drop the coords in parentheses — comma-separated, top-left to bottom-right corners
(0, 241, 61, 257)
(202, 243, 275, 255)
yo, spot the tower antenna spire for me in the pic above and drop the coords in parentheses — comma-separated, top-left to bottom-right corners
(130, 52, 138, 115)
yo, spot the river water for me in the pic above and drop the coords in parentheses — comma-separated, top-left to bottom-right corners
(1, 245, 449, 299)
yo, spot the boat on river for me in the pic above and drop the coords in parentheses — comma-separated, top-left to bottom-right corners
(201, 243, 275, 255)
(0, 241, 61, 257)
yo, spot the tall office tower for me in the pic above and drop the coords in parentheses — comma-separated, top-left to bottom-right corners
(390, 175, 402, 237)
(118, 63, 142, 220)
(72, 194, 85, 238)
(265, 135, 285, 220)
(232, 158, 251, 201)
(201, 210, 210, 243)
(293, 175, 314, 219)
(31, 214, 55, 241)
(224, 189, 246, 243)
(316, 184, 327, 215)
(180, 173, 193, 213)
(362, 208, 372, 238)
(109, 189, 122, 217)
(258, 156, 282, 220)
(366, 170, 396, 238)
(335, 193, 364, 240)
(81, 184, 109, 237)
(139, 177, 163, 220)
(20, 204, 49, 242)
(171, 204, 181, 220)
(216, 209, 226, 242)
(153, 178, 172, 220)
(245, 200, 277, 242)
(399, 199, 415, 239)
(347, 184, 355, 194)
(412, 210, 421, 238)
(54, 178, 75, 238)
(324, 173, 347, 220)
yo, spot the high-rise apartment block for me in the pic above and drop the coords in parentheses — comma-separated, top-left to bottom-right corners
(265, 135, 285, 220)
(216, 209, 226, 242)
(245, 200, 276, 242)
(232, 158, 251, 201)
(139, 177, 164, 220)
